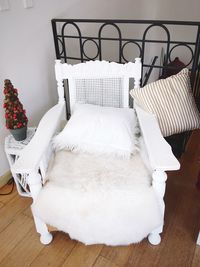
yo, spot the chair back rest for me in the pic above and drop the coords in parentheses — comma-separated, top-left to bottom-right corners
(55, 59, 141, 110)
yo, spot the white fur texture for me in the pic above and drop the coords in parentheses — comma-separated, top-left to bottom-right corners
(32, 150, 162, 245)
(53, 104, 139, 159)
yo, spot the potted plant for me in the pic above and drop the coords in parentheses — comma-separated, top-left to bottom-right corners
(3, 79, 28, 141)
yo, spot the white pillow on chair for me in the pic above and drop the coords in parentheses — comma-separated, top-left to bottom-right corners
(53, 104, 139, 158)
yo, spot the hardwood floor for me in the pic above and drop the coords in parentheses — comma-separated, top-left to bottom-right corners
(0, 130, 200, 267)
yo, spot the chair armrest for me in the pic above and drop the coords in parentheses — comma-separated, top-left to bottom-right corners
(12, 103, 65, 174)
(135, 104, 180, 171)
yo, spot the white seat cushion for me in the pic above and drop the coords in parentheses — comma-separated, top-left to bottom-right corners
(32, 149, 162, 245)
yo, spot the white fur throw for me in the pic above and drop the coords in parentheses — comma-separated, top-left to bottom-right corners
(32, 149, 162, 246)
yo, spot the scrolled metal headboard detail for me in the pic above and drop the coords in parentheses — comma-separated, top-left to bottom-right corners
(52, 19, 200, 91)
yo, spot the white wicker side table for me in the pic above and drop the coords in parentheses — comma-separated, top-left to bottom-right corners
(5, 127, 36, 197)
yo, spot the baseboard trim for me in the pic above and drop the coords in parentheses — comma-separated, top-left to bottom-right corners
(0, 171, 12, 188)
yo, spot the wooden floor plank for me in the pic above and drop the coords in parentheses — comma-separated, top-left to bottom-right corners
(127, 241, 171, 267)
(0, 213, 33, 263)
(0, 194, 31, 233)
(62, 242, 103, 267)
(184, 130, 200, 163)
(101, 245, 134, 266)
(0, 226, 44, 267)
(22, 206, 33, 218)
(0, 183, 18, 204)
(156, 187, 200, 267)
(93, 256, 118, 267)
(30, 232, 76, 267)
(191, 245, 200, 267)
(0, 201, 4, 209)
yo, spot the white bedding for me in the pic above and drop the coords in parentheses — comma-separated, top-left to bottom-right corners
(32, 148, 162, 245)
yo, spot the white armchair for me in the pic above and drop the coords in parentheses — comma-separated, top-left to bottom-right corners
(12, 59, 180, 245)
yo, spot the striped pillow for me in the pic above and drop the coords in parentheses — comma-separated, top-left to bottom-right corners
(130, 68, 200, 137)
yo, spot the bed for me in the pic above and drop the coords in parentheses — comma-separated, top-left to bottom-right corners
(11, 19, 200, 246)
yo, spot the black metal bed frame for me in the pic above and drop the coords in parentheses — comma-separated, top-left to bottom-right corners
(51, 19, 200, 156)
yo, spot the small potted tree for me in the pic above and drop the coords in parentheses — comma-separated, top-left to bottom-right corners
(3, 79, 28, 141)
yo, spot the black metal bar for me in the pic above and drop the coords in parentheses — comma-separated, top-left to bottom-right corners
(193, 63, 200, 100)
(51, 20, 60, 59)
(61, 23, 68, 62)
(56, 34, 196, 46)
(60, 55, 194, 71)
(191, 26, 200, 89)
(142, 56, 158, 86)
(61, 22, 84, 62)
(142, 64, 192, 70)
(98, 22, 123, 62)
(51, 18, 200, 26)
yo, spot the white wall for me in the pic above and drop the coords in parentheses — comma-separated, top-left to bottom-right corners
(0, 0, 199, 177)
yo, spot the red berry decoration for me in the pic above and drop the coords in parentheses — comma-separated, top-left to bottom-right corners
(3, 79, 28, 129)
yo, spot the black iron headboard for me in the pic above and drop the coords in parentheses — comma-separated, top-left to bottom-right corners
(51, 19, 200, 94)
(51, 19, 200, 156)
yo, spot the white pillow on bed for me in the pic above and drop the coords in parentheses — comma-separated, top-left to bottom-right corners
(53, 103, 139, 158)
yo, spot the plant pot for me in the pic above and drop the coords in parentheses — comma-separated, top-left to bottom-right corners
(10, 126, 27, 141)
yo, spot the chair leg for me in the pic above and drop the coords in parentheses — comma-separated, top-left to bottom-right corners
(148, 234, 161, 245)
(28, 171, 53, 245)
(148, 226, 162, 245)
(33, 215, 53, 245)
(148, 170, 167, 245)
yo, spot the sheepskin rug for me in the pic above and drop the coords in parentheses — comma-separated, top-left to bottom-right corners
(32, 150, 162, 246)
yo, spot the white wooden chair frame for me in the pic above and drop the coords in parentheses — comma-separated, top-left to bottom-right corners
(12, 59, 180, 246)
